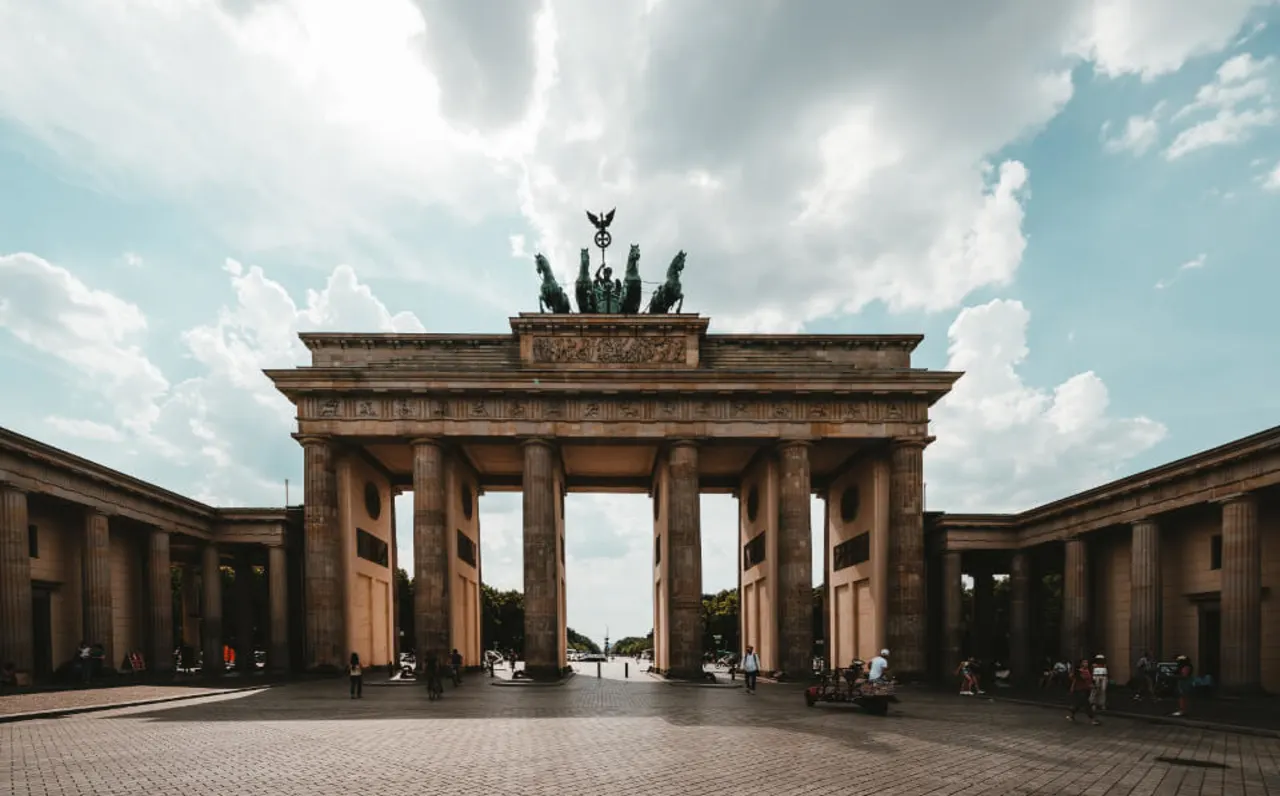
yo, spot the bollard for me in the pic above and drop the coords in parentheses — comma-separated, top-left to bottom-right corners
(596, 661, 602, 678)
(625, 662, 629, 678)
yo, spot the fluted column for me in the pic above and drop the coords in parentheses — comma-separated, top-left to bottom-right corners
(522, 439, 560, 679)
(1220, 494, 1261, 692)
(887, 437, 929, 677)
(201, 544, 223, 676)
(1129, 520, 1161, 666)
(941, 551, 963, 672)
(234, 552, 255, 673)
(148, 529, 174, 674)
(971, 565, 994, 664)
(666, 441, 704, 679)
(301, 436, 342, 670)
(1009, 551, 1032, 681)
(776, 441, 813, 677)
(82, 510, 113, 664)
(1062, 537, 1089, 661)
(412, 439, 449, 671)
(0, 485, 33, 672)
(268, 545, 289, 673)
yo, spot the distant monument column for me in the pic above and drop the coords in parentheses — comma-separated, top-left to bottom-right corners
(201, 543, 224, 676)
(83, 509, 114, 665)
(147, 529, 174, 675)
(411, 439, 449, 668)
(886, 437, 929, 678)
(268, 544, 290, 673)
(1008, 551, 1032, 681)
(665, 441, 704, 680)
(1061, 537, 1090, 661)
(300, 436, 342, 670)
(776, 441, 814, 677)
(522, 439, 561, 679)
(0, 484, 33, 672)
(1220, 494, 1261, 692)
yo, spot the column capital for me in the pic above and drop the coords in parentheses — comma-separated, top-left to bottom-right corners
(519, 436, 555, 450)
(293, 433, 331, 448)
(668, 438, 702, 450)
(1213, 492, 1257, 508)
(775, 439, 813, 452)
(409, 436, 442, 449)
(890, 436, 934, 451)
(1131, 517, 1160, 530)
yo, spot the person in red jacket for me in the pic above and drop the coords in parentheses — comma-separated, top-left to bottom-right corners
(1066, 658, 1101, 725)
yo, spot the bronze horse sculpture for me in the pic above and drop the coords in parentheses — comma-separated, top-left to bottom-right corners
(620, 244, 643, 314)
(646, 250, 686, 314)
(535, 254, 571, 313)
(574, 249, 596, 313)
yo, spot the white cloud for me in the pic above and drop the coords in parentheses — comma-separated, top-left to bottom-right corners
(1101, 107, 1162, 155)
(1262, 160, 1280, 190)
(122, 252, 144, 268)
(1155, 252, 1208, 289)
(0, 253, 169, 433)
(927, 299, 1167, 513)
(1166, 52, 1278, 160)
(43, 417, 125, 443)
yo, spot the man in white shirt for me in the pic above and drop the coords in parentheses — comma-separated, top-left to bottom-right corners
(868, 649, 890, 681)
(740, 645, 761, 694)
(1090, 654, 1109, 711)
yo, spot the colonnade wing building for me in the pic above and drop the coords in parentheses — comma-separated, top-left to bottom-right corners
(0, 312, 1276, 691)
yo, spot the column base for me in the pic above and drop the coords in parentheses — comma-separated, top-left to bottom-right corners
(519, 664, 564, 681)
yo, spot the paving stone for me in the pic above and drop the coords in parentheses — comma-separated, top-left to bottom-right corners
(2, 677, 1278, 796)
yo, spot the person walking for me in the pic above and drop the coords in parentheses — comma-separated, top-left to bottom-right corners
(449, 648, 463, 686)
(1132, 650, 1156, 702)
(1090, 654, 1109, 711)
(77, 640, 92, 685)
(741, 645, 761, 694)
(1172, 655, 1193, 717)
(1067, 658, 1101, 725)
(348, 652, 364, 698)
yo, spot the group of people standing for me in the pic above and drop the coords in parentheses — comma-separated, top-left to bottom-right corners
(1062, 651, 1196, 724)
(346, 648, 465, 700)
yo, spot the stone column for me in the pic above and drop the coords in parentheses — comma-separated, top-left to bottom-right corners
(1009, 551, 1032, 681)
(412, 439, 449, 669)
(1129, 519, 1161, 665)
(301, 436, 342, 670)
(665, 441, 704, 680)
(147, 529, 174, 675)
(1220, 494, 1261, 692)
(776, 441, 813, 677)
(0, 485, 33, 672)
(1062, 537, 1089, 661)
(522, 439, 560, 679)
(268, 545, 289, 673)
(941, 551, 963, 673)
(201, 544, 224, 676)
(82, 510, 113, 663)
(971, 564, 994, 664)
(887, 437, 929, 678)
(234, 553, 255, 673)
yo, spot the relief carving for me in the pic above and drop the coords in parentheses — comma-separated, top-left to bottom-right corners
(544, 399, 565, 418)
(470, 400, 489, 418)
(618, 401, 640, 419)
(393, 398, 414, 419)
(319, 399, 340, 418)
(509, 400, 528, 419)
(809, 403, 829, 419)
(530, 335, 688, 364)
(660, 399, 679, 418)
(731, 400, 750, 418)
(772, 403, 791, 419)
(583, 401, 601, 419)
(430, 399, 449, 418)
(357, 400, 377, 418)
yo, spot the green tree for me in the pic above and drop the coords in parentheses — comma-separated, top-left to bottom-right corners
(612, 631, 653, 657)
(566, 627, 601, 654)
(395, 567, 414, 652)
(701, 589, 739, 653)
(481, 584, 525, 654)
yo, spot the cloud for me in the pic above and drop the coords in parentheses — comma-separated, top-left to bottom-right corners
(1263, 160, 1280, 190)
(1101, 106, 1163, 155)
(43, 417, 125, 443)
(927, 299, 1167, 513)
(122, 252, 144, 268)
(0, 253, 169, 433)
(1165, 52, 1277, 160)
(1154, 252, 1208, 289)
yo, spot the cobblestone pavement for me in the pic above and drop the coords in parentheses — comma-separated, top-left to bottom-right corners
(0, 684, 245, 718)
(4, 677, 1279, 796)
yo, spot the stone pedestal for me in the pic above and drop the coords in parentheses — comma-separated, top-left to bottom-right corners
(886, 438, 928, 677)
(941, 551, 963, 673)
(971, 566, 994, 664)
(268, 545, 290, 673)
(776, 441, 813, 677)
(1220, 494, 1261, 692)
(1008, 551, 1031, 681)
(1129, 520, 1161, 663)
(234, 553, 255, 673)
(147, 529, 174, 674)
(1062, 537, 1089, 661)
(665, 441, 704, 680)
(301, 436, 342, 670)
(83, 510, 113, 663)
(201, 544, 224, 676)
(0, 485, 33, 672)
(412, 440, 449, 668)
(522, 439, 561, 680)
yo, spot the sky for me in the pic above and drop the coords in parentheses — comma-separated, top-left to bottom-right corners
(2, 1, 1279, 649)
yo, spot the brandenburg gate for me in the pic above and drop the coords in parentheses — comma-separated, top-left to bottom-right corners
(265, 216, 960, 681)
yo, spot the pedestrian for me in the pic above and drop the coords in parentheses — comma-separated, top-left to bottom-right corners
(348, 652, 364, 698)
(425, 653, 444, 700)
(868, 649, 890, 682)
(741, 645, 761, 694)
(1172, 655, 1193, 717)
(77, 640, 92, 684)
(1066, 658, 1101, 725)
(1132, 650, 1156, 702)
(1090, 654, 1109, 711)
(450, 648, 463, 686)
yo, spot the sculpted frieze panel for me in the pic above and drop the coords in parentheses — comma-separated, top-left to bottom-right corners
(531, 335, 688, 365)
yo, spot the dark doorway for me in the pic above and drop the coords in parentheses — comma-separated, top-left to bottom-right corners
(1197, 602, 1220, 682)
(31, 586, 53, 680)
